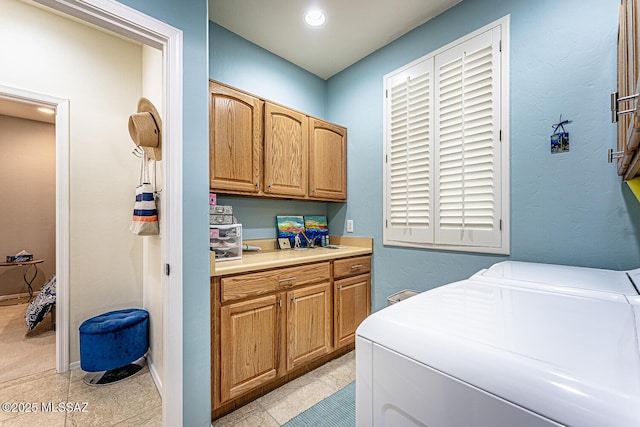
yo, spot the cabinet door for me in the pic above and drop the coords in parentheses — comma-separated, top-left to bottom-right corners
(209, 81, 263, 194)
(286, 282, 331, 370)
(220, 294, 282, 402)
(334, 274, 371, 348)
(309, 118, 347, 201)
(264, 103, 308, 198)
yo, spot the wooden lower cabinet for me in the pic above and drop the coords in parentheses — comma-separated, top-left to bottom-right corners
(220, 294, 282, 402)
(334, 274, 371, 348)
(287, 282, 331, 370)
(212, 255, 371, 420)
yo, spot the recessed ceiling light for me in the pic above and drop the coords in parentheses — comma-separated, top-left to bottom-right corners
(304, 9, 326, 27)
(38, 107, 55, 115)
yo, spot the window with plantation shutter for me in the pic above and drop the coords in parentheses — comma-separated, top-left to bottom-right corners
(383, 16, 510, 255)
(386, 59, 433, 244)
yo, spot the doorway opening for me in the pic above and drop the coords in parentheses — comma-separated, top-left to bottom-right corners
(0, 87, 70, 377)
(0, 96, 58, 382)
(11, 0, 185, 424)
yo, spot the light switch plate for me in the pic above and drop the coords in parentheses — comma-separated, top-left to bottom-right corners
(346, 220, 354, 233)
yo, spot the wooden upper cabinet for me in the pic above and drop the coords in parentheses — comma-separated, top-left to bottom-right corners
(264, 103, 308, 198)
(208, 80, 347, 201)
(309, 118, 347, 201)
(209, 81, 263, 194)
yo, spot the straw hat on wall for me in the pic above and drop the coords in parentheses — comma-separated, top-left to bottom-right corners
(128, 97, 162, 161)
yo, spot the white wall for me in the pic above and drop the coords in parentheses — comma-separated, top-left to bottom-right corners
(0, 0, 144, 362)
(141, 44, 164, 391)
(0, 115, 55, 295)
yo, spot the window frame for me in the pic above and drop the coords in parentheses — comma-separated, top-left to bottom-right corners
(382, 15, 510, 255)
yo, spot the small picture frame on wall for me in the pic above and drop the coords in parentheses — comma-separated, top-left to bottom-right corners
(551, 132, 570, 154)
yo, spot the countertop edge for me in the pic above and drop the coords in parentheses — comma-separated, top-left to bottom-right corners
(210, 238, 373, 277)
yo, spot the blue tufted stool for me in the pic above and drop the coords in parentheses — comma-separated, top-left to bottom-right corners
(79, 308, 149, 385)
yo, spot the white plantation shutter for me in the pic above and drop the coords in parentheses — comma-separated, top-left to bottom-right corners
(435, 28, 502, 248)
(385, 59, 433, 244)
(383, 17, 509, 254)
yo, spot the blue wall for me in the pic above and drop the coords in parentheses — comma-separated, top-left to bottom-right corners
(101, 0, 640, 423)
(328, 0, 640, 309)
(113, 0, 210, 425)
(209, 21, 332, 238)
(210, 22, 327, 118)
(210, 0, 640, 315)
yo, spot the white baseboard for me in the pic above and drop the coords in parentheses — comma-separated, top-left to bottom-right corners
(69, 360, 81, 371)
(0, 291, 36, 302)
(147, 354, 163, 399)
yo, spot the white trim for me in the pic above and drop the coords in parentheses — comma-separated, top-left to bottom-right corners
(382, 15, 510, 256)
(148, 352, 164, 398)
(0, 85, 71, 374)
(32, 1, 184, 425)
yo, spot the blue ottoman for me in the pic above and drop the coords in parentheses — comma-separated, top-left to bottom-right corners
(79, 308, 149, 385)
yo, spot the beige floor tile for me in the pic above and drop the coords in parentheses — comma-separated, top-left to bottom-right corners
(0, 370, 70, 424)
(0, 303, 163, 426)
(258, 376, 336, 425)
(313, 352, 355, 392)
(66, 368, 161, 426)
(0, 368, 60, 391)
(112, 405, 163, 426)
(0, 408, 67, 427)
(213, 400, 279, 427)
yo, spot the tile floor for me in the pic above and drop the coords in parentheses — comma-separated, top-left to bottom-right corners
(0, 301, 355, 426)
(212, 350, 355, 427)
(0, 301, 161, 426)
(0, 367, 162, 426)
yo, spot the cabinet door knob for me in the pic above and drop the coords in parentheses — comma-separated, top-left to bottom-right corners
(255, 181, 259, 188)
(268, 183, 273, 189)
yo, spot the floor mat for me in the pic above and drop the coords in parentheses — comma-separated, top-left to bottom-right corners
(283, 381, 355, 427)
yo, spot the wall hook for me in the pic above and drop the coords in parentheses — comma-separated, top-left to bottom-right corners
(551, 114, 572, 135)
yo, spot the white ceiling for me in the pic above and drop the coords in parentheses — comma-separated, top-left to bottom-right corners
(0, 98, 55, 124)
(209, 0, 462, 80)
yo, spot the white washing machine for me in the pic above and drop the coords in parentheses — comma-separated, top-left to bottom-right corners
(356, 261, 640, 426)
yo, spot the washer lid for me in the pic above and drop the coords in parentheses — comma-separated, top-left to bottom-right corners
(357, 279, 640, 426)
(473, 261, 639, 296)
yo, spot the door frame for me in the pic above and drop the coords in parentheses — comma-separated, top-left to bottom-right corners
(0, 86, 70, 374)
(32, 0, 184, 425)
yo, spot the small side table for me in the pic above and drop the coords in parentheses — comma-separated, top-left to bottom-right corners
(0, 259, 44, 301)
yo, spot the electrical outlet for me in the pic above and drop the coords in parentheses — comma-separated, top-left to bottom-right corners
(346, 220, 354, 233)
